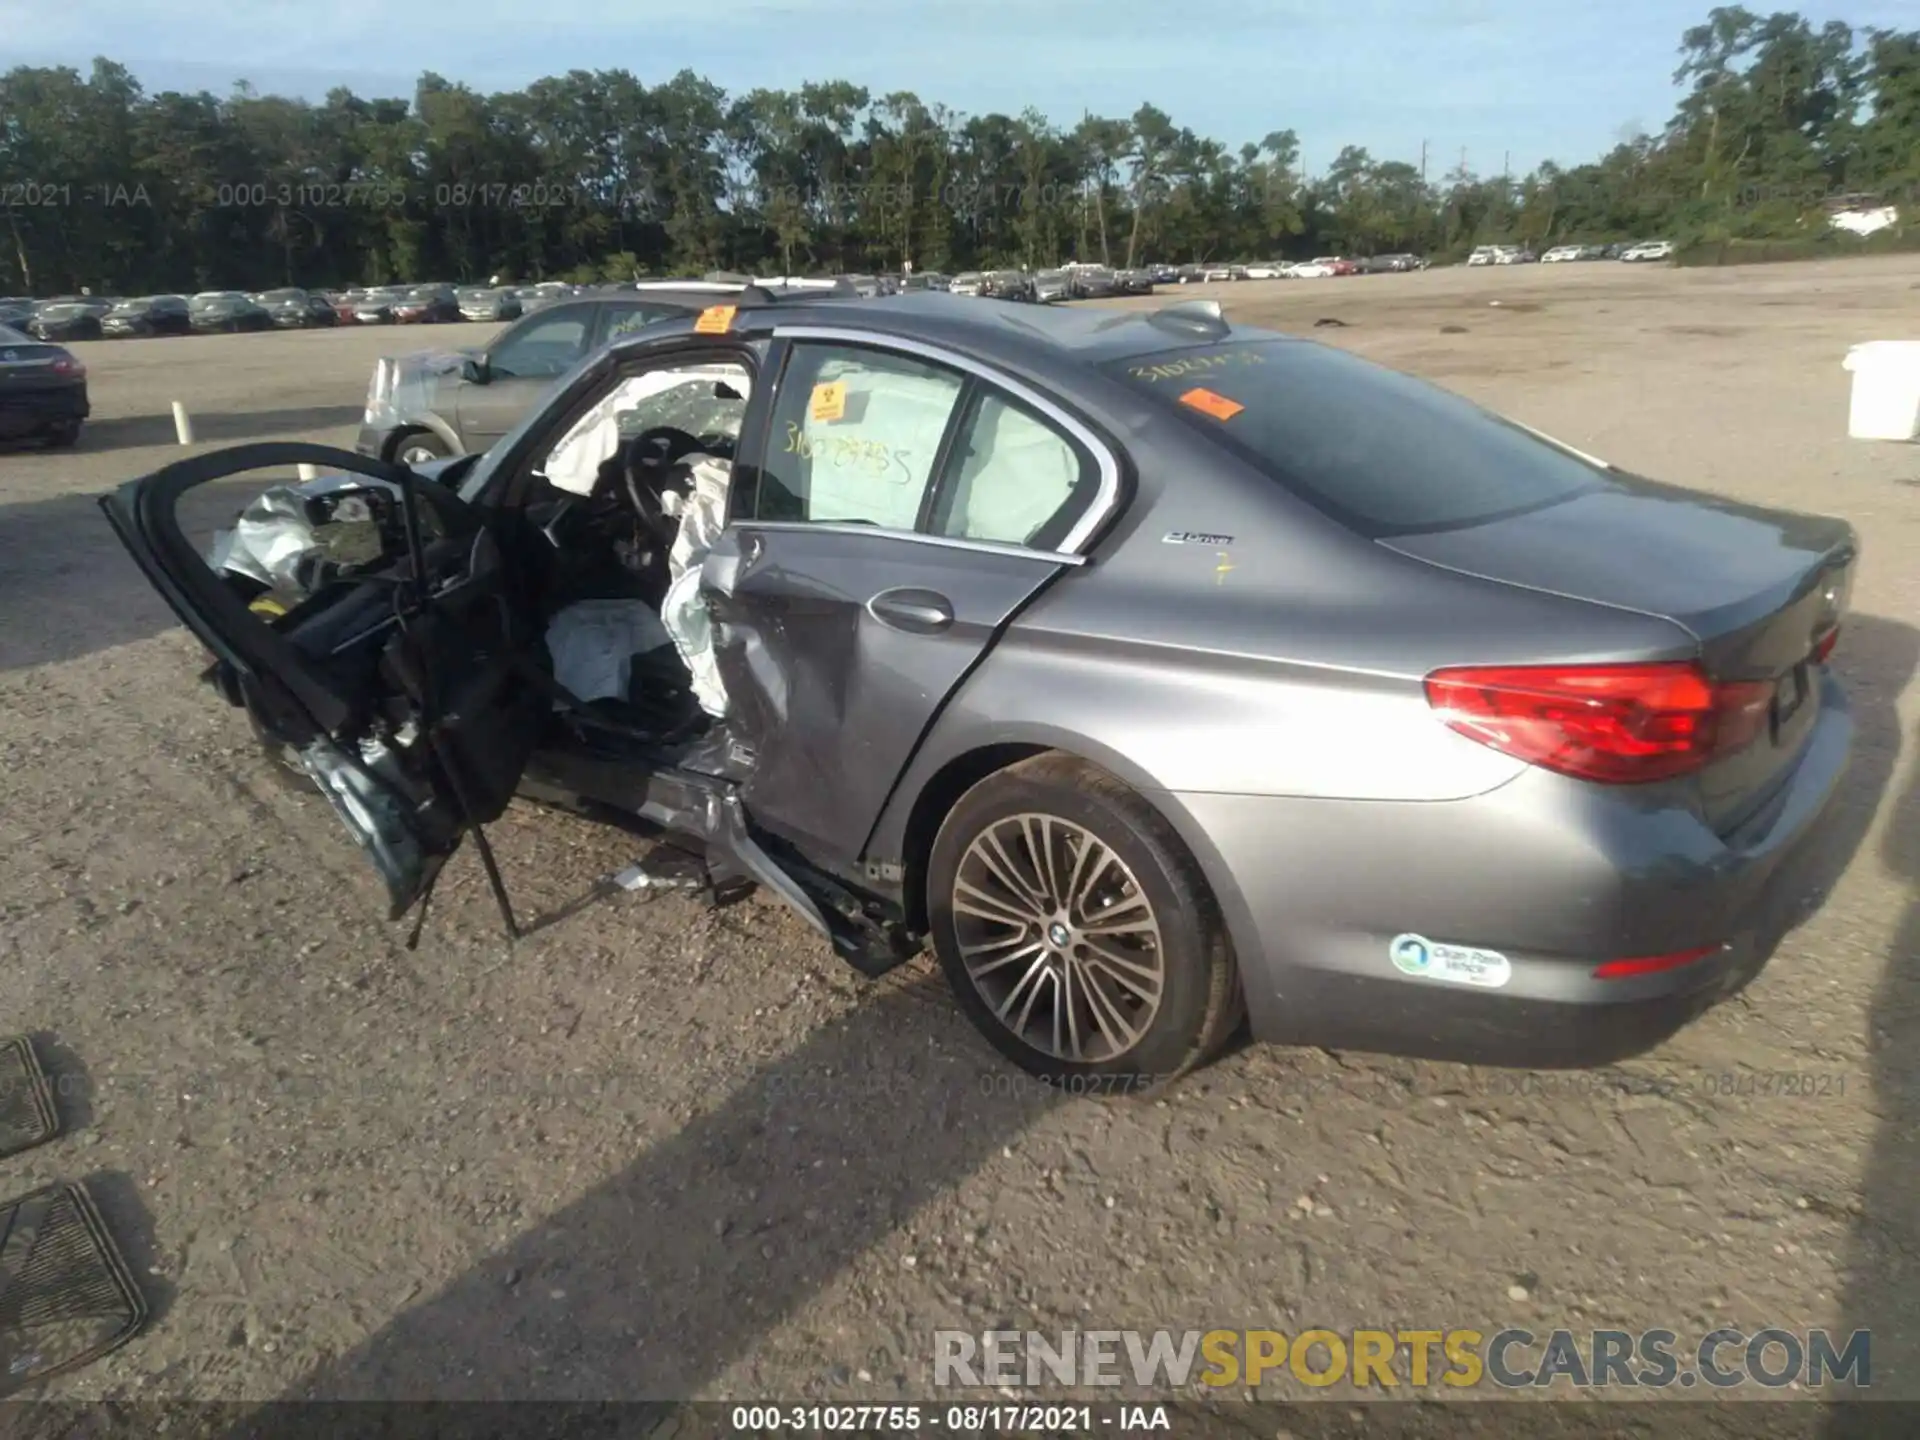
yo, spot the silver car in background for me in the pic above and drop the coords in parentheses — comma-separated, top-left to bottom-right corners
(1033, 269, 1072, 303)
(457, 287, 524, 322)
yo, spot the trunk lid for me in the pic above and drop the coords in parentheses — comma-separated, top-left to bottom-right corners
(1382, 475, 1855, 834)
(0, 342, 78, 392)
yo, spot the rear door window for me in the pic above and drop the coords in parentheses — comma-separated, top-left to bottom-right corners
(1102, 340, 1605, 536)
(928, 390, 1099, 548)
(750, 343, 966, 529)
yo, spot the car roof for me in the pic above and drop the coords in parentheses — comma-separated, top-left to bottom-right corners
(611, 290, 1299, 372)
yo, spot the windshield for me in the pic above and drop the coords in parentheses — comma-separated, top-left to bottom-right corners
(1102, 339, 1606, 537)
(260, 289, 304, 301)
(0, 324, 29, 343)
(39, 304, 85, 318)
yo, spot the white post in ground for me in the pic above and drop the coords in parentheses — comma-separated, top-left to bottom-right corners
(296, 463, 319, 480)
(170, 402, 193, 445)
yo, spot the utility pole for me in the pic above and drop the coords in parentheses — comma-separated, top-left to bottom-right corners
(1420, 140, 1428, 183)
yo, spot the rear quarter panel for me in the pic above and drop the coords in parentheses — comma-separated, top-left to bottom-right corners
(865, 403, 1701, 967)
(877, 411, 1695, 808)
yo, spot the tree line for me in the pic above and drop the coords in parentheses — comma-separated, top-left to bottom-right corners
(1, 5, 1915, 295)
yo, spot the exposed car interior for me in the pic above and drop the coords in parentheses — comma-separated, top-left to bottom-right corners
(191, 332, 1104, 930)
(511, 359, 754, 754)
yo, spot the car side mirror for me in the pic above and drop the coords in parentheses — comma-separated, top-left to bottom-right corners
(713, 381, 743, 400)
(461, 357, 489, 385)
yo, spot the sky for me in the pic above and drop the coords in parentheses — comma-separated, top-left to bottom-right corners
(2, 0, 1911, 179)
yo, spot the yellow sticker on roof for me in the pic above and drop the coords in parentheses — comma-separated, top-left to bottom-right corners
(810, 381, 848, 423)
(694, 304, 737, 334)
(1179, 386, 1244, 421)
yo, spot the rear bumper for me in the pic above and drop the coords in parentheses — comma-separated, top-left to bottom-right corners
(1170, 673, 1854, 1067)
(0, 385, 89, 434)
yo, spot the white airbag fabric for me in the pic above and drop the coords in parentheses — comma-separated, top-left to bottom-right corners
(541, 368, 753, 497)
(946, 394, 1083, 544)
(544, 599, 672, 704)
(660, 454, 734, 717)
(799, 368, 960, 529)
(209, 473, 401, 590)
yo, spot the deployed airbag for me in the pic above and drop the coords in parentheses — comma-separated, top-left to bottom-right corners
(797, 367, 959, 529)
(659, 454, 733, 717)
(208, 474, 400, 592)
(544, 598, 673, 704)
(945, 393, 1085, 544)
(541, 368, 753, 497)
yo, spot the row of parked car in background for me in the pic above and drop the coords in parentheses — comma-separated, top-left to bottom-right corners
(0, 281, 613, 341)
(0, 240, 1675, 345)
(1469, 240, 1675, 265)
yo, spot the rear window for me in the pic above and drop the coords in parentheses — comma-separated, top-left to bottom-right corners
(1101, 339, 1605, 536)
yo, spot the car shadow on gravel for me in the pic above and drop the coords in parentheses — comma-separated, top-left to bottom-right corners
(70, 406, 365, 454)
(0, 483, 280, 672)
(177, 618, 1920, 1425)
(218, 977, 1062, 1410)
(1828, 613, 1920, 1430)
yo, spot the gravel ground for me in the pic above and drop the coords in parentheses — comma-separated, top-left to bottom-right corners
(3, 258, 1920, 1420)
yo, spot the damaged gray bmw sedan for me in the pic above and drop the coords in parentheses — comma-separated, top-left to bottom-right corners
(100, 291, 1856, 1088)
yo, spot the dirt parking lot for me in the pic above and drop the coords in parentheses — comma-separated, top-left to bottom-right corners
(5, 257, 1920, 1422)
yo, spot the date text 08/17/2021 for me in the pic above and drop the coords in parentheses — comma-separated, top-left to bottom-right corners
(728, 1405, 1169, 1432)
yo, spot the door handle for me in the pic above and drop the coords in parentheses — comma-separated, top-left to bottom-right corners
(867, 589, 954, 634)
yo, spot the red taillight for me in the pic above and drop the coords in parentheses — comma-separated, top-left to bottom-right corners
(52, 356, 84, 378)
(1424, 661, 1773, 784)
(1593, 945, 1722, 980)
(1812, 625, 1839, 664)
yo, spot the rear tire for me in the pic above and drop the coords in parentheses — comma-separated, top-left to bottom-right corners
(44, 421, 80, 448)
(927, 753, 1243, 1093)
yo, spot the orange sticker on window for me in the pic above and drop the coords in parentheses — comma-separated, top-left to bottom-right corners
(1179, 386, 1243, 421)
(693, 304, 737, 334)
(810, 380, 847, 423)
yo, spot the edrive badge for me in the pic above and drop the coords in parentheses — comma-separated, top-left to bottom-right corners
(1389, 932, 1512, 989)
(1389, 934, 1431, 974)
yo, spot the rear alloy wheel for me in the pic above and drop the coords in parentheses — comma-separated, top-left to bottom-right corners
(928, 754, 1242, 1092)
(395, 431, 450, 467)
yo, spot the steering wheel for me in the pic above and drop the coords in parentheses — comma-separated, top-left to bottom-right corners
(622, 426, 704, 544)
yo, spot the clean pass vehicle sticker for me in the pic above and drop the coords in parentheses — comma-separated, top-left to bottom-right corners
(1389, 933, 1512, 989)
